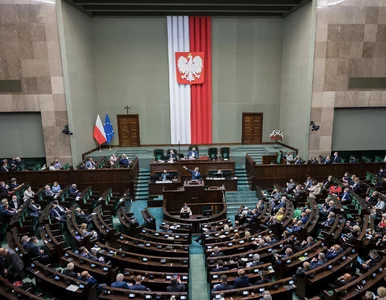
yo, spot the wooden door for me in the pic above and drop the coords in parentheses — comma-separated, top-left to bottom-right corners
(117, 115, 140, 147)
(242, 113, 263, 144)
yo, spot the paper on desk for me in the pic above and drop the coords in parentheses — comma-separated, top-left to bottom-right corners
(66, 284, 79, 292)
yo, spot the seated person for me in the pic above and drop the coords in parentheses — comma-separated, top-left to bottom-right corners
(75, 207, 92, 223)
(62, 262, 79, 278)
(287, 221, 303, 233)
(350, 177, 361, 192)
(294, 261, 311, 278)
(320, 199, 335, 219)
(342, 172, 350, 185)
(1, 202, 19, 221)
(111, 273, 130, 289)
(24, 236, 50, 264)
(21, 235, 29, 248)
(212, 260, 229, 272)
(294, 155, 304, 164)
(210, 246, 224, 257)
(234, 269, 250, 288)
(69, 183, 80, 198)
(377, 168, 385, 178)
(129, 275, 151, 291)
(308, 183, 324, 198)
(329, 183, 342, 197)
(80, 223, 98, 240)
(274, 248, 293, 264)
(255, 273, 271, 286)
(0, 181, 9, 197)
(168, 150, 176, 161)
(23, 186, 35, 202)
(180, 203, 192, 217)
(48, 162, 56, 171)
(272, 196, 287, 214)
(166, 275, 186, 292)
(326, 244, 342, 260)
(28, 199, 41, 217)
(78, 162, 86, 170)
(328, 273, 352, 289)
(304, 177, 313, 189)
(285, 179, 296, 193)
(187, 147, 198, 159)
(53, 159, 61, 170)
(44, 185, 57, 200)
(299, 236, 315, 250)
(183, 166, 201, 180)
(9, 195, 21, 210)
(78, 271, 98, 286)
(310, 252, 327, 268)
(293, 185, 305, 198)
(285, 152, 294, 164)
(324, 156, 332, 164)
(79, 246, 105, 263)
(342, 225, 361, 244)
(377, 214, 386, 232)
(341, 188, 352, 203)
(349, 156, 358, 163)
(321, 212, 336, 227)
(366, 191, 379, 207)
(212, 275, 233, 292)
(274, 207, 286, 222)
(356, 249, 381, 273)
(270, 189, 281, 201)
(323, 175, 334, 188)
(49, 201, 68, 223)
(8, 178, 21, 191)
(109, 154, 117, 166)
(119, 154, 130, 168)
(160, 170, 170, 181)
(52, 181, 61, 194)
(308, 157, 318, 164)
(85, 157, 96, 170)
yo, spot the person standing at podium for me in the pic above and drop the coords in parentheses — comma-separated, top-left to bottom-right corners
(183, 166, 201, 180)
(187, 147, 198, 159)
(160, 170, 170, 181)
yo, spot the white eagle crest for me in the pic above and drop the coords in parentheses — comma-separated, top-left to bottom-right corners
(177, 53, 203, 82)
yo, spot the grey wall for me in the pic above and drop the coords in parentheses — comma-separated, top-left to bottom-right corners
(92, 18, 170, 145)
(59, 2, 98, 163)
(332, 108, 386, 151)
(0, 113, 45, 158)
(279, 2, 315, 158)
(212, 18, 283, 143)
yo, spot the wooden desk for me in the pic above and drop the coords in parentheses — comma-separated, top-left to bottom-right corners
(205, 177, 238, 191)
(148, 179, 181, 195)
(150, 159, 235, 176)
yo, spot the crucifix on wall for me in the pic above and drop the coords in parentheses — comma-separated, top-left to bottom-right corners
(124, 105, 131, 114)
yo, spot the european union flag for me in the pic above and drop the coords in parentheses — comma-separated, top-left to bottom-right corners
(104, 113, 114, 144)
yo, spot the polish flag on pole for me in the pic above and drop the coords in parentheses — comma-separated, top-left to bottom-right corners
(93, 114, 107, 145)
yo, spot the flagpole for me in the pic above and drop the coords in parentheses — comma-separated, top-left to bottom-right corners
(99, 145, 102, 152)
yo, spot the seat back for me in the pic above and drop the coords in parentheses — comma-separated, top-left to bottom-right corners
(153, 149, 164, 161)
(220, 147, 230, 159)
(208, 148, 218, 159)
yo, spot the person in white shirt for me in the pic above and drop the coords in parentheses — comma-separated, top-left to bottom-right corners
(23, 186, 35, 202)
(110, 154, 117, 166)
(180, 203, 192, 216)
(286, 152, 294, 164)
(48, 162, 56, 171)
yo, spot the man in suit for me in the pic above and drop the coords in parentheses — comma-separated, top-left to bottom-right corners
(166, 275, 186, 292)
(341, 188, 352, 203)
(0, 181, 9, 198)
(8, 178, 20, 192)
(294, 261, 312, 278)
(168, 150, 176, 161)
(62, 262, 78, 278)
(183, 166, 201, 180)
(321, 212, 336, 227)
(251, 254, 264, 267)
(357, 250, 381, 273)
(160, 170, 170, 181)
(129, 275, 151, 291)
(187, 147, 198, 159)
(234, 269, 250, 288)
(0, 162, 9, 172)
(119, 154, 130, 168)
(333, 152, 340, 163)
(69, 183, 80, 198)
(212, 260, 229, 272)
(78, 271, 98, 286)
(85, 158, 96, 170)
(210, 246, 224, 257)
(212, 275, 234, 292)
(0, 248, 24, 281)
(53, 159, 61, 170)
(24, 236, 50, 264)
(111, 273, 130, 289)
(254, 273, 271, 285)
(366, 191, 379, 207)
(49, 201, 67, 223)
(310, 253, 327, 268)
(350, 178, 361, 193)
(43, 185, 56, 200)
(9, 195, 21, 211)
(285, 179, 296, 193)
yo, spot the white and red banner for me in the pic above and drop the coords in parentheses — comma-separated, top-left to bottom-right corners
(93, 114, 107, 145)
(167, 16, 212, 145)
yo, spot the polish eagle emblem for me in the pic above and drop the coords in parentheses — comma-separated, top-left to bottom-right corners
(175, 52, 205, 84)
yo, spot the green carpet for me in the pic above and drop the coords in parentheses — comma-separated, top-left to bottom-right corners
(189, 254, 210, 300)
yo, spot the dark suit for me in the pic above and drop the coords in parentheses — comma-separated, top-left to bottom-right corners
(341, 192, 352, 203)
(50, 208, 66, 223)
(129, 284, 150, 291)
(119, 158, 129, 168)
(28, 204, 40, 217)
(212, 283, 234, 292)
(63, 268, 77, 278)
(166, 283, 186, 292)
(212, 267, 229, 272)
(333, 156, 340, 163)
(69, 187, 79, 198)
(5, 249, 24, 281)
(254, 278, 270, 285)
(9, 183, 19, 191)
(24, 241, 50, 264)
(111, 281, 130, 289)
(9, 200, 21, 210)
(234, 275, 250, 288)
(0, 185, 8, 197)
(0, 166, 9, 172)
(160, 173, 170, 181)
(188, 150, 199, 158)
